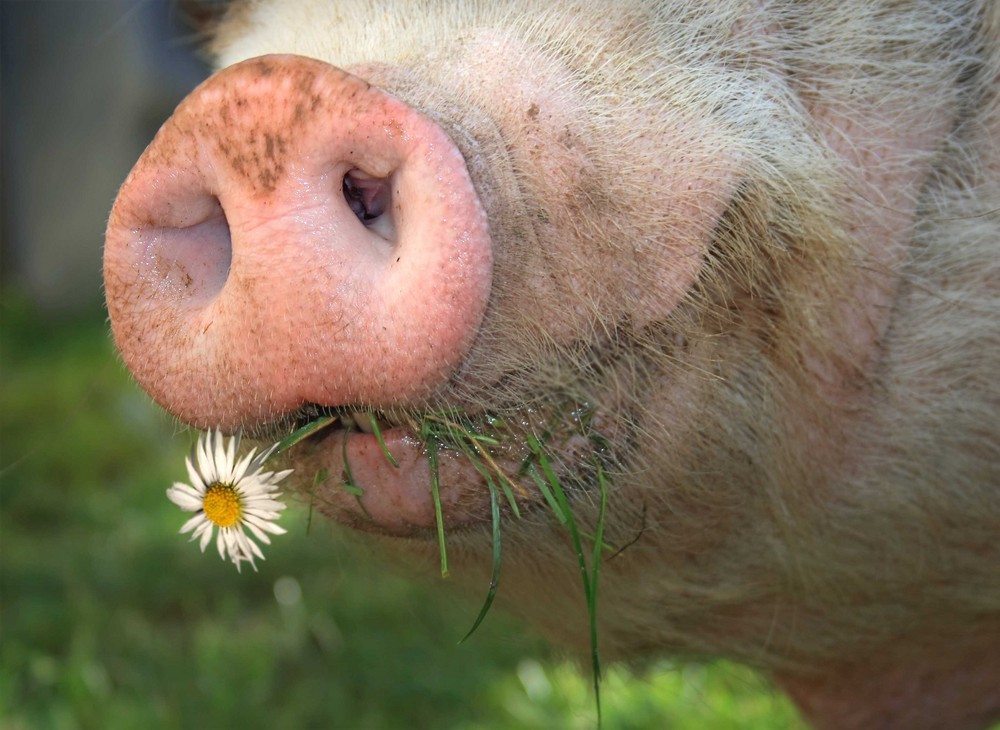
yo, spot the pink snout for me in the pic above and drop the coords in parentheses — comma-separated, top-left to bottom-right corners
(104, 54, 493, 430)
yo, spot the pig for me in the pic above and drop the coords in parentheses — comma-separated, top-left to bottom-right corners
(102, 1, 1000, 727)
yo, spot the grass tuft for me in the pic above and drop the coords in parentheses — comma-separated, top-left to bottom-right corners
(285, 406, 611, 723)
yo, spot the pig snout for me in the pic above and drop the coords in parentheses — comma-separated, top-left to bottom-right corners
(103, 54, 492, 431)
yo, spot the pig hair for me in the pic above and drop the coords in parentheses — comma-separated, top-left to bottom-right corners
(211, 0, 999, 674)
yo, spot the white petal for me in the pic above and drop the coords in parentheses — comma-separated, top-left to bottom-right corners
(246, 489, 283, 506)
(179, 513, 207, 535)
(227, 431, 238, 472)
(185, 456, 205, 492)
(231, 527, 254, 557)
(255, 442, 280, 468)
(239, 530, 265, 561)
(236, 477, 270, 497)
(217, 530, 230, 560)
(243, 508, 284, 521)
(243, 520, 272, 545)
(245, 513, 287, 536)
(244, 499, 285, 512)
(198, 522, 215, 552)
(253, 471, 289, 490)
(231, 449, 257, 483)
(167, 484, 204, 511)
(197, 432, 215, 484)
(244, 496, 286, 510)
(254, 470, 275, 484)
(213, 430, 228, 479)
(232, 537, 258, 572)
(243, 520, 286, 545)
(271, 469, 294, 484)
(190, 518, 213, 539)
(243, 506, 283, 521)
(223, 528, 240, 556)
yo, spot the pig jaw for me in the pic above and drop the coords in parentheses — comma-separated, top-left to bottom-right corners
(103, 55, 493, 432)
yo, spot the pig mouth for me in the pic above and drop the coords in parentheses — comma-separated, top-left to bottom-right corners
(265, 399, 609, 539)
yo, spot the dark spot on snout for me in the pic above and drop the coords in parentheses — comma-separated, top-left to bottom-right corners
(194, 59, 373, 198)
(253, 59, 275, 77)
(527, 102, 540, 120)
(210, 102, 290, 195)
(263, 132, 288, 162)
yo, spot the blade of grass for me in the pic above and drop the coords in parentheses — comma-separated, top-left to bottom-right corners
(425, 435, 449, 578)
(526, 433, 603, 728)
(428, 413, 523, 518)
(419, 416, 511, 634)
(459, 473, 501, 643)
(526, 463, 568, 524)
(527, 436, 591, 596)
(339, 429, 366, 515)
(448, 446, 509, 636)
(454, 437, 521, 519)
(467, 434, 501, 446)
(274, 415, 337, 453)
(306, 468, 328, 535)
(368, 413, 398, 467)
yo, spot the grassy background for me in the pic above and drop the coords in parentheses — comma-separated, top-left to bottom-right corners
(0, 291, 806, 729)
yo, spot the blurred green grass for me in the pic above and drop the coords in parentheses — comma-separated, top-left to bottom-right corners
(0, 292, 805, 729)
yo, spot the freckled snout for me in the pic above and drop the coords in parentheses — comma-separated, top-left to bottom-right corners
(103, 55, 492, 429)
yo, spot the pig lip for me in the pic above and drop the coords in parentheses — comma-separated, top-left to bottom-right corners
(264, 400, 605, 539)
(276, 410, 518, 538)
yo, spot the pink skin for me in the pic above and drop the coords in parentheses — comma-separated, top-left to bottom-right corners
(104, 55, 493, 531)
(302, 427, 521, 535)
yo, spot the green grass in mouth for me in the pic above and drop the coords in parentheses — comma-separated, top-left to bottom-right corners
(283, 405, 611, 726)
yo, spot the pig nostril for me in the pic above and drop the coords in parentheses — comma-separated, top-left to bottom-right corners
(343, 170, 391, 224)
(142, 195, 232, 303)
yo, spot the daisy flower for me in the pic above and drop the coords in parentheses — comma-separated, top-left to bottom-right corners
(167, 429, 292, 572)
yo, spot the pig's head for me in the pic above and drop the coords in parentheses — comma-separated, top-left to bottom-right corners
(105, 2, 1000, 726)
(105, 25, 750, 539)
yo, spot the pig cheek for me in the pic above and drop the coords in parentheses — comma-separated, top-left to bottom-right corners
(459, 32, 735, 341)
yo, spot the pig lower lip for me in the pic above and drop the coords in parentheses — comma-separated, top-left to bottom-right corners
(289, 423, 510, 536)
(283, 400, 611, 538)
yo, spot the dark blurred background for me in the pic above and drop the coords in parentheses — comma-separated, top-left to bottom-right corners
(0, 3, 804, 727)
(2, 0, 214, 313)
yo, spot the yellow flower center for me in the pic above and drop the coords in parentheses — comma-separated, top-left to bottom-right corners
(203, 482, 242, 527)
